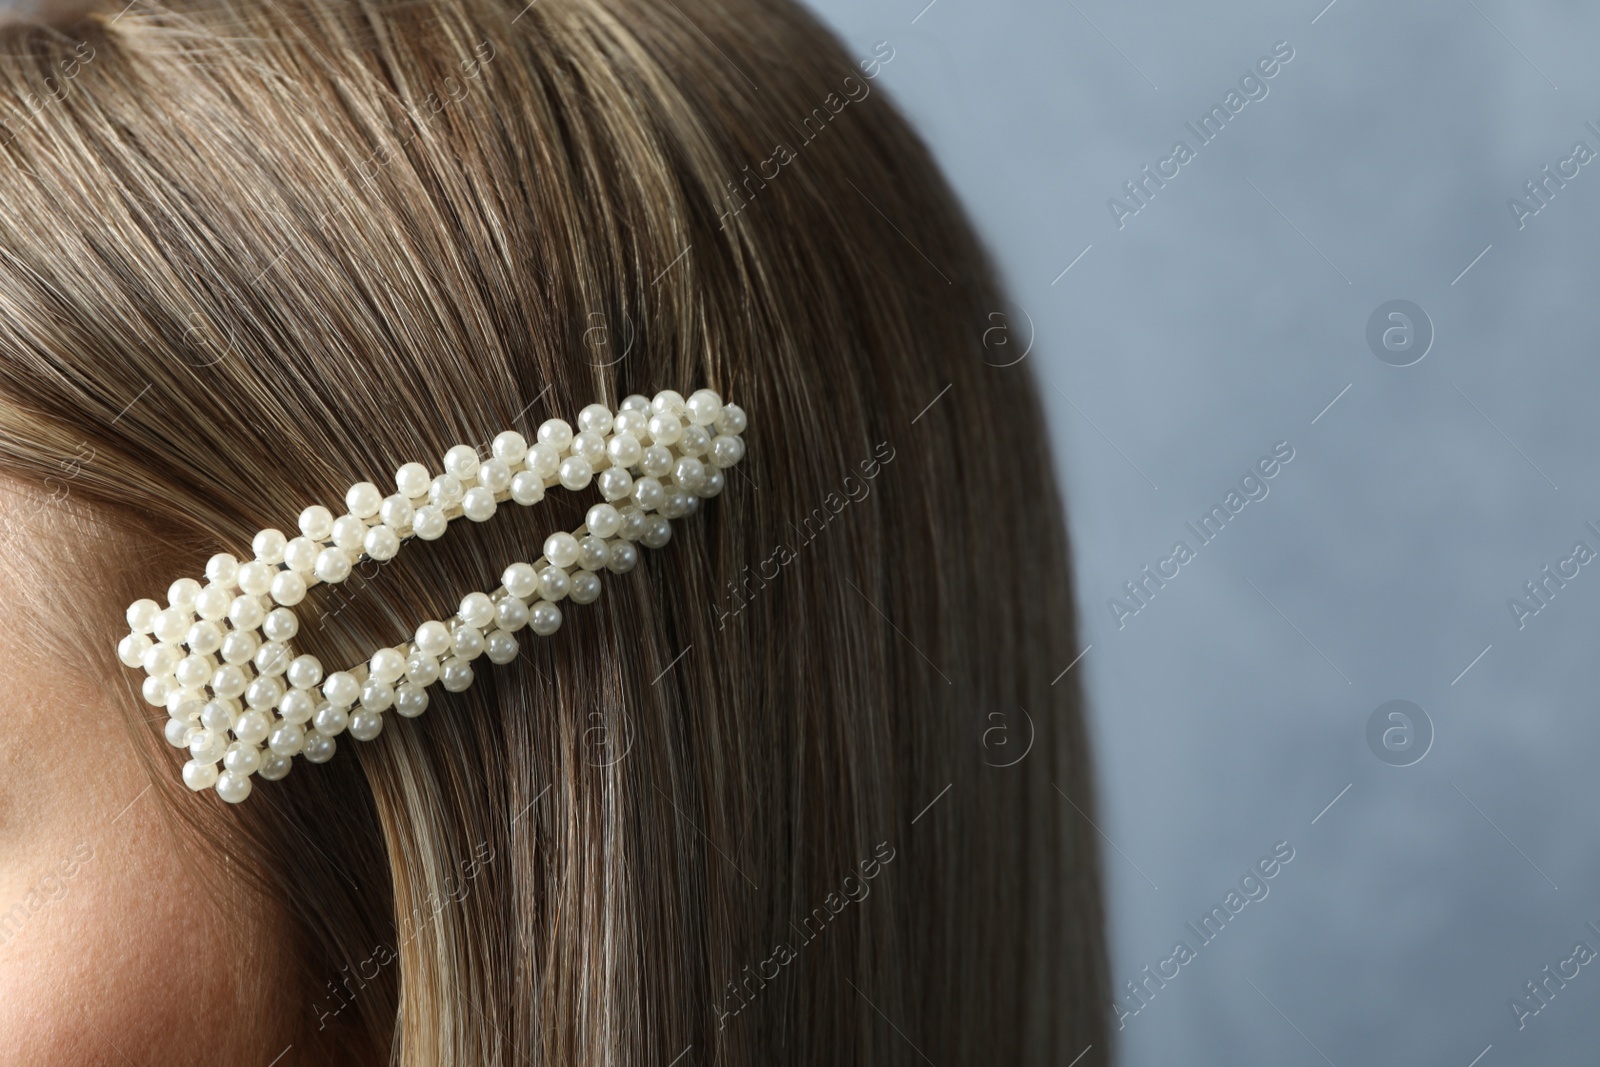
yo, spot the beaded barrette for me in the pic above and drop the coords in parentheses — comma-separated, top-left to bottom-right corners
(117, 390, 747, 803)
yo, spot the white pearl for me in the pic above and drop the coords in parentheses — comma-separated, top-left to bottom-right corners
(485, 629, 520, 664)
(234, 563, 271, 600)
(118, 632, 153, 668)
(569, 572, 602, 605)
(370, 647, 407, 684)
(205, 553, 241, 586)
(710, 435, 745, 468)
(632, 477, 665, 512)
(143, 642, 181, 677)
(430, 474, 464, 508)
(176, 654, 214, 688)
(278, 690, 316, 724)
(331, 515, 366, 552)
(492, 430, 528, 465)
(380, 494, 414, 529)
(529, 601, 563, 636)
(223, 742, 262, 775)
(461, 486, 497, 522)
(557, 456, 592, 491)
(641, 516, 673, 549)
(365, 525, 401, 561)
(359, 680, 395, 713)
(165, 718, 199, 748)
(220, 629, 261, 665)
(234, 710, 271, 745)
(263, 607, 299, 642)
(413, 506, 447, 540)
(617, 506, 648, 541)
(127, 598, 160, 634)
(414, 620, 452, 658)
(679, 424, 711, 457)
(215, 770, 253, 803)
(606, 541, 639, 573)
(283, 537, 320, 574)
(687, 389, 722, 426)
(314, 704, 349, 736)
(406, 652, 441, 686)
(585, 503, 622, 538)
(597, 467, 634, 502)
(323, 671, 360, 707)
(458, 592, 496, 629)
(578, 536, 609, 571)
(698, 468, 726, 498)
(182, 760, 220, 791)
(395, 683, 430, 717)
(659, 487, 691, 520)
(451, 624, 485, 660)
(142, 675, 175, 706)
(478, 458, 512, 493)
(606, 433, 643, 468)
(154, 608, 190, 644)
(527, 442, 561, 479)
(570, 431, 606, 465)
(538, 566, 571, 601)
(287, 654, 323, 689)
(714, 403, 747, 435)
(229, 595, 266, 631)
(314, 547, 352, 584)
(537, 418, 573, 452)
(495, 595, 530, 632)
(168, 689, 205, 716)
(346, 481, 383, 519)
(167, 577, 201, 611)
(191, 727, 230, 763)
(302, 733, 337, 763)
(253, 530, 289, 567)
(640, 445, 673, 478)
(444, 444, 480, 480)
(651, 389, 687, 416)
(544, 532, 580, 568)
(257, 754, 293, 781)
(672, 456, 706, 491)
(185, 620, 223, 656)
(440, 656, 474, 692)
(195, 584, 231, 621)
(299, 505, 334, 541)
(620, 394, 652, 413)
(502, 562, 539, 599)
(245, 675, 286, 710)
(254, 641, 291, 676)
(510, 471, 545, 506)
(647, 411, 683, 447)
(200, 699, 234, 731)
(268, 722, 306, 756)
(270, 570, 307, 606)
(212, 665, 249, 699)
(396, 461, 431, 498)
(578, 403, 614, 434)
(614, 408, 649, 439)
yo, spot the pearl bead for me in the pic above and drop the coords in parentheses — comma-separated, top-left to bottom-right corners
(224, 742, 262, 775)
(168, 577, 201, 611)
(571, 431, 606, 465)
(212, 665, 249, 699)
(118, 632, 152, 668)
(510, 471, 545, 506)
(492, 430, 528, 465)
(205, 553, 241, 586)
(673, 456, 706, 491)
(632, 477, 665, 512)
(578, 536, 608, 572)
(495, 595, 530, 632)
(527, 443, 560, 479)
(502, 562, 538, 599)
(395, 683, 430, 717)
(536, 418, 573, 452)
(651, 389, 687, 416)
(314, 547, 352, 584)
(234, 710, 271, 745)
(618, 506, 648, 541)
(710, 434, 745, 468)
(346, 481, 383, 519)
(586, 503, 622, 538)
(278, 689, 316, 724)
(269, 722, 306, 756)
(220, 629, 260, 665)
(186, 620, 223, 656)
(607, 433, 643, 468)
(323, 671, 360, 707)
(143, 642, 181, 677)
(529, 601, 563, 636)
(191, 727, 230, 763)
(359, 680, 395, 713)
(302, 733, 337, 763)
(430, 474, 464, 508)
(413, 505, 447, 540)
(142, 675, 175, 706)
(478, 458, 512, 493)
(640, 445, 673, 478)
(414, 620, 452, 657)
(257, 754, 293, 781)
(485, 629, 520, 664)
(578, 403, 614, 434)
(462, 486, 497, 522)
(331, 515, 366, 551)
(299, 505, 334, 541)
(283, 537, 319, 574)
(370, 647, 406, 684)
(195, 584, 231, 621)
(167, 689, 206, 716)
(598, 467, 633, 502)
(569, 571, 602, 605)
(620, 394, 652, 413)
(687, 389, 722, 425)
(714, 403, 747, 435)
(154, 608, 190, 644)
(365, 525, 401, 561)
(538, 566, 570, 601)
(165, 718, 199, 747)
(396, 461, 431, 498)
(313, 704, 349, 736)
(287, 654, 323, 689)
(440, 656, 474, 692)
(451, 624, 485, 660)
(544, 532, 580, 568)
(678, 424, 711, 458)
(641, 516, 673, 549)
(606, 541, 638, 573)
(200, 699, 234, 731)
(254, 641, 291, 676)
(127, 598, 160, 634)
(444, 444, 480, 480)
(176, 654, 214, 689)
(215, 770, 253, 803)
(647, 411, 683, 447)
(246, 675, 286, 710)
(698, 468, 726, 498)
(458, 592, 495, 629)
(264, 608, 299, 642)
(250, 530, 288, 567)
(236, 562, 273, 599)
(557, 456, 592, 491)
(406, 652, 441, 686)
(182, 760, 220, 791)
(270, 570, 307, 606)
(659, 487, 691, 520)
(380, 494, 414, 529)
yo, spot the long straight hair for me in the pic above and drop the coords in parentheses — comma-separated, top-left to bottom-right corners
(0, 0, 1107, 1062)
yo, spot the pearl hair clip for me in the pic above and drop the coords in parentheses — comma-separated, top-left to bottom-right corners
(117, 390, 747, 803)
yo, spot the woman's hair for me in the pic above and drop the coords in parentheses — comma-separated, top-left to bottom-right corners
(0, 0, 1106, 1062)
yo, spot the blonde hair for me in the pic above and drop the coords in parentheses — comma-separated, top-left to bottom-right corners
(0, 0, 1107, 1062)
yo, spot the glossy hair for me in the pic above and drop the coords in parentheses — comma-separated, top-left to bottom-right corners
(0, 0, 1107, 1062)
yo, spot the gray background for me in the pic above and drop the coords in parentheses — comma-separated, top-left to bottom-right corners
(803, 0, 1600, 1064)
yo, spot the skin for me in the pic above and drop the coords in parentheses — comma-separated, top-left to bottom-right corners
(0, 478, 296, 1065)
